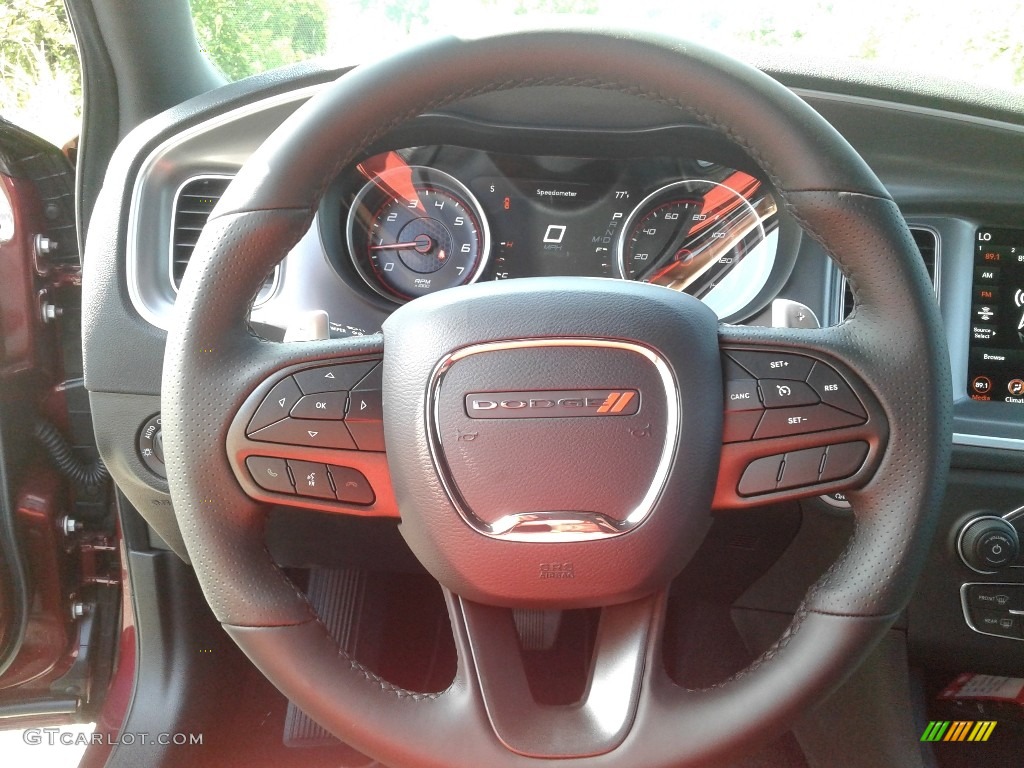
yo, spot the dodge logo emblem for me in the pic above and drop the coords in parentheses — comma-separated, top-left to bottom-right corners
(465, 389, 640, 419)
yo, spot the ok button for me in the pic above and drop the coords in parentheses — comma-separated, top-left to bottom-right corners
(291, 391, 347, 420)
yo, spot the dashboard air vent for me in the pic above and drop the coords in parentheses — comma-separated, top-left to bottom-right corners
(842, 227, 938, 318)
(171, 176, 231, 290)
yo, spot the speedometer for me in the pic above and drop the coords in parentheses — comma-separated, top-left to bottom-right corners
(347, 164, 490, 302)
(616, 171, 778, 307)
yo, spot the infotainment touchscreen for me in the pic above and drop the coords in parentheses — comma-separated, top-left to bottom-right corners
(968, 227, 1024, 403)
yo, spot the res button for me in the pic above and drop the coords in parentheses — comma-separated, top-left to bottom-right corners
(806, 363, 866, 418)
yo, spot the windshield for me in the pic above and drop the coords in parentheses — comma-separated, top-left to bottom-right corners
(191, 0, 1024, 93)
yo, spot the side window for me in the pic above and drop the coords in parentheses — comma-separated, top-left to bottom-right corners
(0, 0, 82, 148)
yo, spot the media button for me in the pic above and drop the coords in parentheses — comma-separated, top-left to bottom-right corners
(971, 375, 993, 395)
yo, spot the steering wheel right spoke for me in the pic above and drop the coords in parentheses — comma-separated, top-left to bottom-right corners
(713, 326, 889, 510)
(225, 336, 396, 518)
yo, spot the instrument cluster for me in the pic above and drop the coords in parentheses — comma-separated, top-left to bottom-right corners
(326, 146, 785, 321)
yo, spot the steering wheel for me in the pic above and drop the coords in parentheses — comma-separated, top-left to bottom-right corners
(162, 29, 951, 767)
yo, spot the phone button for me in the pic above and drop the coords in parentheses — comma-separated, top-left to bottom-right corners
(246, 456, 294, 495)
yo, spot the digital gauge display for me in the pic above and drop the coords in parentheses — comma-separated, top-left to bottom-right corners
(967, 227, 1024, 403)
(471, 178, 627, 280)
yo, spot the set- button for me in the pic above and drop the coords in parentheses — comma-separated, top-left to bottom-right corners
(245, 455, 375, 505)
(246, 359, 385, 452)
(722, 351, 868, 442)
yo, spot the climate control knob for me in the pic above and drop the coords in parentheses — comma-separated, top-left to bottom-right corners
(958, 515, 1020, 573)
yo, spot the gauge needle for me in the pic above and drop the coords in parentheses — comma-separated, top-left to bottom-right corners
(371, 234, 435, 253)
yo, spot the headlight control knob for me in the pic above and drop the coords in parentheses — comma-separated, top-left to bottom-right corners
(138, 414, 166, 478)
(958, 515, 1020, 573)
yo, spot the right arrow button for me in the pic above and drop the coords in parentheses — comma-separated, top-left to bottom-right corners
(346, 363, 385, 452)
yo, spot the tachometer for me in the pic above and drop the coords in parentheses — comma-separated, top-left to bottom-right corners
(616, 171, 778, 308)
(347, 164, 490, 302)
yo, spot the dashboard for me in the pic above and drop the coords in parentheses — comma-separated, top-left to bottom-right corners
(83, 67, 1024, 679)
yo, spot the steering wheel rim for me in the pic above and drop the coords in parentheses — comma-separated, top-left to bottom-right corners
(162, 28, 951, 767)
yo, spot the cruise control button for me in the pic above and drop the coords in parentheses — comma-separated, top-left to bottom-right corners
(738, 455, 784, 496)
(778, 446, 827, 490)
(723, 410, 763, 443)
(245, 456, 294, 495)
(287, 460, 335, 500)
(294, 361, 378, 394)
(971, 608, 1022, 639)
(291, 391, 347, 420)
(759, 379, 819, 409)
(754, 404, 864, 440)
(328, 465, 375, 505)
(967, 584, 1024, 612)
(727, 351, 814, 381)
(725, 379, 761, 411)
(819, 441, 869, 482)
(249, 418, 357, 450)
(806, 363, 866, 418)
(248, 377, 302, 434)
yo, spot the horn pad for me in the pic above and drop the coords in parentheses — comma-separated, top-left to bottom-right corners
(383, 277, 722, 607)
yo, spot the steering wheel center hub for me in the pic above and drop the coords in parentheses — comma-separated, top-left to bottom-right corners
(382, 277, 723, 607)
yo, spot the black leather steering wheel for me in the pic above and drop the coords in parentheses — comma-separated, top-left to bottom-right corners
(162, 29, 951, 767)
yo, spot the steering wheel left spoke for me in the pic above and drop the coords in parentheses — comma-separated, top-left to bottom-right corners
(224, 335, 394, 517)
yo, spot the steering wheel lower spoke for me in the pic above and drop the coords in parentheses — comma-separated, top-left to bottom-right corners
(713, 324, 888, 509)
(452, 592, 662, 759)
